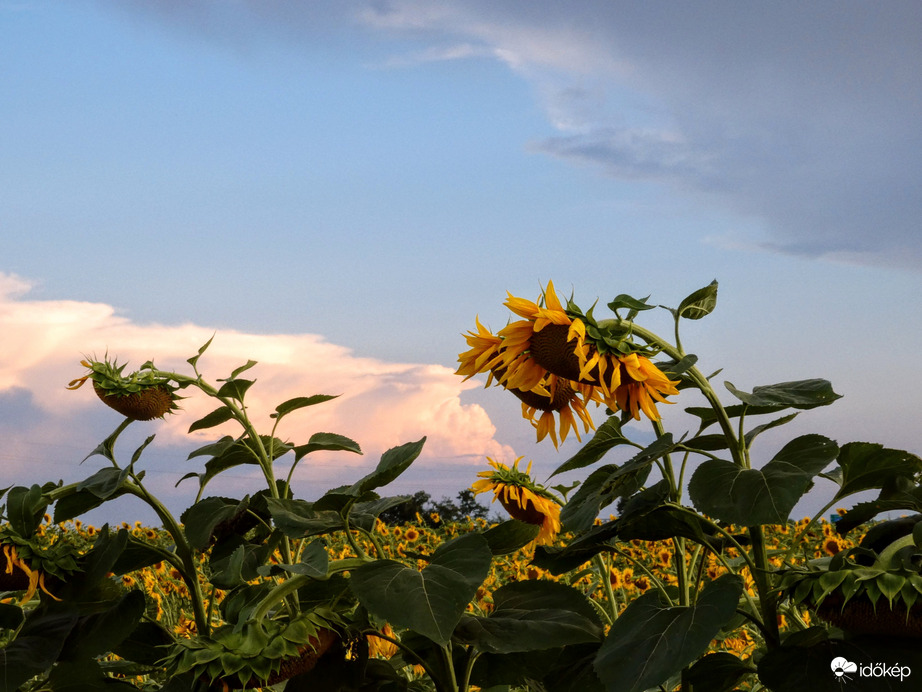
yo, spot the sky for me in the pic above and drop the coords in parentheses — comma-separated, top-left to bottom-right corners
(2, 0, 921, 525)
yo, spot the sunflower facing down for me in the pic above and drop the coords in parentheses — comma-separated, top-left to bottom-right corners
(472, 458, 561, 545)
(456, 281, 680, 445)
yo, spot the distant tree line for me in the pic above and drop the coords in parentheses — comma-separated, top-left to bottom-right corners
(378, 489, 495, 526)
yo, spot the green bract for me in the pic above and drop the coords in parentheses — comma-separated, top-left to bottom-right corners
(162, 609, 343, 687)
(777, 523, 922, 637)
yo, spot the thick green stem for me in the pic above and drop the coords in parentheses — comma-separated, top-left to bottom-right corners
(749, 525, 780, 648)
(123, 481, 210, 635)
(158, 370, 297, 578)
(593, 554, 619, 623)
(597, 321, 745, 468)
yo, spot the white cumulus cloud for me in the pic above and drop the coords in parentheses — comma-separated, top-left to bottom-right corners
(0, 273, 515, 488)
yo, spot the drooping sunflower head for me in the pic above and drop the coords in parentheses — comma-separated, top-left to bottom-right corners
(471, 457, 561, 545)
(67, 356, 180, 420)
(456, 281, 682, 440)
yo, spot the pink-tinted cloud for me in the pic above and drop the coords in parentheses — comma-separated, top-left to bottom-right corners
(0, 273, 515, 481)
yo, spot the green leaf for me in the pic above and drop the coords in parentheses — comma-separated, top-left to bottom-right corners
(271, 394, 339, 420)
(188, 406, 235, 433)
(5, 484, 47, 537)
(593, 574, 743, 692)
(616, 505, 719, 545)
(216, 378, 255, 401)
(179, 436, 292, 493)
(180, 496, 243, 550)
(76, 467, 131, 501)
(685, 652, 754, 692)
(688, 434, 838, 525)
(0, 607, 79, 690)
(80, 527, 130, 586)
(111, 535, 173, 575)
(59, 590, 147, 661)
(266, 498, 345, 538)
(835, 486, 922, 534)
(259, 539, 329, 579)
(350, 495, 412, 531)
(112, 621, 176, 667)
(743, 412, 799, 447)
(314, 439, 424, 510)
(561, 463, 650, 532)
(724, 379, 842, 410)
(607, 294, 655, 315)
(293, 432, 362, 460)
(229, 360, 258, 380)
(681, 434, 730, 452)
(482, 520, 540, 555)
(53, 489, 118, 523)
(187, 334, 214, 368)
(833, 442, 922, 500)
(349, 533, 492, 645)
(550, 417, 629, 477)
(187, 435, 235, 460)
(0, 603, 23, 630)
(676, 280, 718, 320)
(455, 580, 603, 653)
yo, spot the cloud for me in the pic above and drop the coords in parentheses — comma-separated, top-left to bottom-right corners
(0, 273, 514, 488)
(95, 0, 922, 267)
(357, 1, 922, 269)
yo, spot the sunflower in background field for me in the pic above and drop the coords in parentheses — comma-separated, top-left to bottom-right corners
(456, 281, 680, 446)
(472, 458, 561, 545)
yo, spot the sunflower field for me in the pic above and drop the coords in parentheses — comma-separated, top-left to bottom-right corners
(3, 281, 922, 692)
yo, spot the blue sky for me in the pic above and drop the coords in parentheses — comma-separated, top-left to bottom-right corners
(2, 1, 921, 523)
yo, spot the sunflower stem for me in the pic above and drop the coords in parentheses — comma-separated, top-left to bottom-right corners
(593, 553, 619, 623)
(121, 479, 210, 636)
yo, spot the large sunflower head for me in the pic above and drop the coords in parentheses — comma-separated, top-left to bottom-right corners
(67, 356, 180, 421)
(455, 281, 681, 442)
(471, 457, 561, 545)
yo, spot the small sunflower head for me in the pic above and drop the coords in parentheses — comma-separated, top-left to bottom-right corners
(67, 356, 180, 420)
(472, 457, 561, 545)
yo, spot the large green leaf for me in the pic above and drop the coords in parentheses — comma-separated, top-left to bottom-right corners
(0, 606, 79, 689)
(688, 435, 838, 525)
(5, 484, 47, 537)
(266, 497, 345, 538)
(180, 496, 248, 549)
(832, 442, 922, 500)
(724, 379, 842, 410)
(349, 533, 491, 645)
(685, 652, 754, 692)
(351, 438, 425, 494)
(313, 438, 425, 513)
(76, 467, 131, 501)
(482, 520, 540, 555)
(593, 575, 743, 692)
(835, 486, 922, 534)
(58, 590, 146, 661)
(560, 462, 650, 532)
(533, 521, 621, 575)
(455, 580, 603, 654)
(550, 417, 629, 477)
